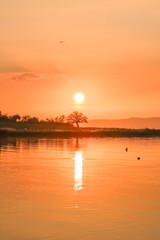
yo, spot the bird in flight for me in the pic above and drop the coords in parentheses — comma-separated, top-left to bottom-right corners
(59, 41, 64, 43)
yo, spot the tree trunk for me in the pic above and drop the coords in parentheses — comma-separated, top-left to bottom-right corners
(76, 122, 79, 128)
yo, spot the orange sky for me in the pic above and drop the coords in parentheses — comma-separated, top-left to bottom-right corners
(0, 0, 160, 119)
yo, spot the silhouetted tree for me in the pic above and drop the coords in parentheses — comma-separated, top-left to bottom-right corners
(27, 117, 39, 124)
(54, 115, 66, 123)
(67, 111, 88, 128)
(10, 114, 21, 122)
(0, 113, 9, 122)
(22, 115, 30, 122)
(46, 118, 54, 122)
(58, 115, 65, 123)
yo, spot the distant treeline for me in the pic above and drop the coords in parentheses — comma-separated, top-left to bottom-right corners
(0, 111, 72, 127)
(0, 111, 88, 129)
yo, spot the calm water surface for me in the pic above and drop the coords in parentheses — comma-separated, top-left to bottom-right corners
(0, 137, 160, 240)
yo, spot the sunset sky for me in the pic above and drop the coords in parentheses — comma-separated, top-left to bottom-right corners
(0, 0, 159, 119)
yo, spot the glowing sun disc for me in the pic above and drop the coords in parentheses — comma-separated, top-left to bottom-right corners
(74, 93, 84, 103)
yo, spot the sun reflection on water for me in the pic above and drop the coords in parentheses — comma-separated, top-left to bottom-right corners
(74, 151, 83, 191)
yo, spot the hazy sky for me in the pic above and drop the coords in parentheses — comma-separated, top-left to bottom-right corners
(0, 0, 160, 119)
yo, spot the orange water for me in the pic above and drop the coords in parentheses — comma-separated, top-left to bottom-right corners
(0, 137, 160, 240)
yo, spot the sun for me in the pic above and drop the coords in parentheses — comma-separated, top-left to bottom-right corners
(74, 93, 84, 103)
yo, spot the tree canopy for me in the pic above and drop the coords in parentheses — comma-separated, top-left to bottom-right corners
(67, 111, 88, 128)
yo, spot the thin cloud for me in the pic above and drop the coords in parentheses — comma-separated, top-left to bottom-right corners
(12, 72, 49, 81)
(0, 72, 50, 83)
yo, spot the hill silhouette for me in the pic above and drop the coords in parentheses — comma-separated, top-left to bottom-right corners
(86, 117, 160, 129)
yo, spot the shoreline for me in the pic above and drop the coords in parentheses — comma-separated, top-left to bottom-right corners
(0, 129, 160, 138)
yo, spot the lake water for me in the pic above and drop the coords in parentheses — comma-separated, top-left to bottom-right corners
(0, 137, 160, 240)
